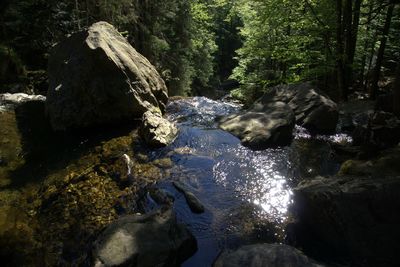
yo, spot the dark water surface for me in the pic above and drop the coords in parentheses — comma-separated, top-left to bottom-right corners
(147, 97, 350, 266)
(0, 96, 351, 266)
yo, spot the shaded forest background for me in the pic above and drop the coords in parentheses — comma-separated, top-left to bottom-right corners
(1, 0, 400, 108)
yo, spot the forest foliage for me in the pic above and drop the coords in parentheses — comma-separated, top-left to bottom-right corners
(1, 0, 399, 103)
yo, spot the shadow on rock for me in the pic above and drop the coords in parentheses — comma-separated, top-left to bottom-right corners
(92, 208, 197, 267)
(287, 175, 400, 267)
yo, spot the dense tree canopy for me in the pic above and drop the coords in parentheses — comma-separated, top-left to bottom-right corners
(0, 0, 399, 101)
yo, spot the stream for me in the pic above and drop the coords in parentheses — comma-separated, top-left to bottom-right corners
(0, 95, 352, 266)
(143, 97, 350, 266)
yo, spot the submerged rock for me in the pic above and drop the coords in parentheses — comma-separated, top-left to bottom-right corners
(46, 21, 168, 130)
(257, 82, 338, 134)
(173, 181, 205, 214)
(219, 102, 295, 150)
(93, 209, 197, 267)
(213, 243, 323, 267)
(288, 175, 400, 266)
(139, 111, 178, 148)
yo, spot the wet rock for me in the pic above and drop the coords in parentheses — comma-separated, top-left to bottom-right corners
(338, 146, 400, 176)
(219, 102, 295, 150)
(0, 93, 46, 109)
(289, 139, 337, 179)
(288, 175, 400, 266)
(257, 82, 338, 134)
(46, 21, 168, 130)
(213, 243, 323, 267)
(352, 111, 400, 150)
(152, 158, 173, 169)
(111, 154, 134, 184)
(93, 209, 197, 267)
(149, 188, 174, 206)
(139, 111, 178, 148)
(173, 181, 205, 214)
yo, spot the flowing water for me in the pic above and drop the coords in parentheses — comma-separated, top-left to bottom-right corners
(145, 97, 351, 266)
(0, 96, 351, 266)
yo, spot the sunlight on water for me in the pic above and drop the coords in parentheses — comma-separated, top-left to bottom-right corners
(167, 97, 242, 126)
(213, 145, 293, 223)
(294, 125, 353, 144)
(165, 97, 344, 267)
(168, 97, 294, 223)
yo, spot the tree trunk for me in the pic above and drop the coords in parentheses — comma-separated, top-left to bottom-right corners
(336, 0, 347, 101)
(359, 1, 373, 87)
(370, 1, 395, 99)
(343, 0, 352, 93)
(394, 62, 400, 116)
(348, 0, 363, 87)
(349, 0, 362, 63)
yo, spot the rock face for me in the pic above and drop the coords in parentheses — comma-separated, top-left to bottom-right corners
(352, 111, 400, 149)
(213, 243, 323, 267)
(288, 176, 400, 266)
(46, 21, 168, 130)
(93, 209, 197, 267)
(257, 82, 338, 134)
(338, 146, 400, 176)
(139, 111, 178, 148)
(219, 102, 295, 150)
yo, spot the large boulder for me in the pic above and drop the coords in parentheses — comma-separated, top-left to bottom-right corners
(256, 83, 338, 134)
(288, 175, 400, 266)
(93, 209, 197, 267)
(139, 111, 178, 148)
(213, 243, 323, 267)
(219, 102, 295, 150)
(46, 21, 168, 130)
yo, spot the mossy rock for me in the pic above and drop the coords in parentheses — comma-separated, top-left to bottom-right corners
(339, 147, 400, 177)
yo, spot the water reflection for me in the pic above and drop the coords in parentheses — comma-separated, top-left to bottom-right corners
(166, 97, 294, 227)
(163, 97, 342, 267)
(294, 125, 353, 144)
(167, 96, 242, 127)
(213, 145, 293, 223)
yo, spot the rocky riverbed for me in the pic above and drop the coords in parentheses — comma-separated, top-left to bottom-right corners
(1, 93, 400, 266)
(1, 21, 399, 267)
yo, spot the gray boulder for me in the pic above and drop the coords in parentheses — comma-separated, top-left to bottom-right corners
(46, 21, 168, 130)
(213, 243, 323, 267)
(257, 82, 338, 134)
(139, 111, 178, 148)
(289, 175, 400, 266)
(219, 102, 295, 150)
(93, 209, 197, 267)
